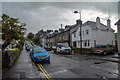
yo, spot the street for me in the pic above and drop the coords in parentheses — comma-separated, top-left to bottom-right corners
(2, 46, 119, 79)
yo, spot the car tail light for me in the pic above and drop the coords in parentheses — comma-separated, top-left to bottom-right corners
(101, 48, 103, 50)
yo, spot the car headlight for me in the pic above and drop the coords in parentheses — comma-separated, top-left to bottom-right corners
(45, 55, 49, 58)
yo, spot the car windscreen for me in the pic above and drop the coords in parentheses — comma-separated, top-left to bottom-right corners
(34, 48, 47, 53)
(58, 44, 69, 47)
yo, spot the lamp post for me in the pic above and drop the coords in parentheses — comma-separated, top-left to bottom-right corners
(74, 11, 82, 54)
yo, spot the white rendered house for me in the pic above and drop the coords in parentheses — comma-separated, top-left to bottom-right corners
(72, 17, 115, 48)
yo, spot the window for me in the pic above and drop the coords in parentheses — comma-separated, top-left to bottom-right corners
(88, 41, 90, 46)
(84, 41, 87, 47)
(86, 30, 89, 35)
(83, 31, 84, 35)
(74, 32, 76, 37)
(94, 40, 96, 46)
(112, 41, 113, 45)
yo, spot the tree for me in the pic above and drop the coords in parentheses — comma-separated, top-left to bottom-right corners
(27, 32, 34, 39)
(33, 37, 40, 45)
(2, 14, 26, 55)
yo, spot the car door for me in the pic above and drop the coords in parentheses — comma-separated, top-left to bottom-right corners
(31, 49, 34, 58)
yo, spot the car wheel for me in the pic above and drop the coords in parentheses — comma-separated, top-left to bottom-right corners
(103, 51, 107, 56)
(60, 51, 62, 54)
(47, 60, 50, 64)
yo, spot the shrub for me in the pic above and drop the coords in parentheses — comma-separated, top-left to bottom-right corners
(15, 43, 22, 51)
(71, 48, 91, 51)
(9, 48, 20, 53)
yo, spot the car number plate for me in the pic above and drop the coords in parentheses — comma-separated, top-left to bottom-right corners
(66, 51, 69, 52)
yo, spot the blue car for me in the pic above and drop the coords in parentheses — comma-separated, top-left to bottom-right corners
(44, 46, 51, 51)
(30, 47, 50, 63)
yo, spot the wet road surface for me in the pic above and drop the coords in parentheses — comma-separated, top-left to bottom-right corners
(41, 51, 119, 79)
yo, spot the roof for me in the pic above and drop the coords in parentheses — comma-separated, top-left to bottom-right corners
(115, 19, 120, 26)
(82, 21, 114, 31)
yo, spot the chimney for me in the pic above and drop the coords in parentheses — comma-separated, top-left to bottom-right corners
(96, 17, 101, 28)
(76, 19, 82, 24)
(107, 19, 111, 27)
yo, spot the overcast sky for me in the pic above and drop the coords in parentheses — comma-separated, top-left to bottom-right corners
(2, 2, 119, 35)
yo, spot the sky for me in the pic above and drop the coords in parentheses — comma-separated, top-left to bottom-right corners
(1, 1, 119, 35)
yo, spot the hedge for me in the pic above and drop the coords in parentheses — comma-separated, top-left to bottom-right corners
(9, 48, 20, 54)
(71, 48, 91, 51)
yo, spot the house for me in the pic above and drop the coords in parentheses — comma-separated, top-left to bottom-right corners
(46, 25, 73, 47)
(72, 17, 115, 48)
(70, 20, 81, 47)
(115, 19, 120, 54)
(114, 33, 118, 51)
(56, 26, 70, 46)
(36, 29, 53, 46)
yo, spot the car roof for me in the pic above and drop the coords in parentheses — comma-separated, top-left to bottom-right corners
(33, 47, 45, 50)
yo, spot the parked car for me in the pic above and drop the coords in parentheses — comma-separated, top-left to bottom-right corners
(52, 46, 56, 50)
(30, 46, 39, 52)
(44, 46, 51, 51)
(54, 43, 71, 54)
(30, 47, 50, 63)
(26, 45, 30, 51)
(92, 45, 114, 55)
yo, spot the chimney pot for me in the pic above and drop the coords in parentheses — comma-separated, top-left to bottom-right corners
(107, 19, 111, 27)
(96, 17, 101, 28)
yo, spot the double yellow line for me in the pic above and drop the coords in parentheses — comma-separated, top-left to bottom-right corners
(37, 64, 52, 80)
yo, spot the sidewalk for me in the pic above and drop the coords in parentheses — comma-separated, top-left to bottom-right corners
(73, 52, 120, 63)
(92, 53, 120, 63)
(2, 47, 41, 79)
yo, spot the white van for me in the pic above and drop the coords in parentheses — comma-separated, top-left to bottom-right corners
(54, 43, 71, 54)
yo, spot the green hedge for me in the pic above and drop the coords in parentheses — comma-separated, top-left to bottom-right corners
(9, 48, 20, 54)
(71, 48, 91, 51)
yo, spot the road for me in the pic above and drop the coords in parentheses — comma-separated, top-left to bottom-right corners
(2, 46, 119, 79)
(41, 51, 119, 79)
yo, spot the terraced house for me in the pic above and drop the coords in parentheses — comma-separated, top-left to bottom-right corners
(46, 25, 73, 47)
(71, 17, 115, 48)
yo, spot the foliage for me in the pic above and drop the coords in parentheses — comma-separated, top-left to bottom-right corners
(27, 32, 34, 39)
(71, 48, 91, 51)
(33, 37, 40, 45)
(9, 48, 20, 54)
(2, 14, 26, 54)
(15, 43, 23, 51)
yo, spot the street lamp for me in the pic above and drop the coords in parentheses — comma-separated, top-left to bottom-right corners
(74, 10, 82, 54)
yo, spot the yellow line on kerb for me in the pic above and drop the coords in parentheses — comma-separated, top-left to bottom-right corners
(37, 64, 52, 80)
(39, 64, 52, 79)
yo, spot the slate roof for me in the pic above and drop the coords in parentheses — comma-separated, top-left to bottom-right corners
(115, 19, 120, 26)
(82, 21, 114, 32)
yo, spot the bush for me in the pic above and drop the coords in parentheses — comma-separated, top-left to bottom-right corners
(15, 43, 23, 51)
(71, 48, 91, 51)
(9, 48, 20, 53)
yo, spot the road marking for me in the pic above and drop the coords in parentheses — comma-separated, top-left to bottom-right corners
(37, 64, 49, 79)
(39, 64, 52, 79)
(37, 64, 52, 80)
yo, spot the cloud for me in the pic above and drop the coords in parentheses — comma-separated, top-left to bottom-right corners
(2, 2, 118, 34)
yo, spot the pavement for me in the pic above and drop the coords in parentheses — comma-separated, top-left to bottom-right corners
(81, 52, 120, 63)
(2, 46, 42, 79)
